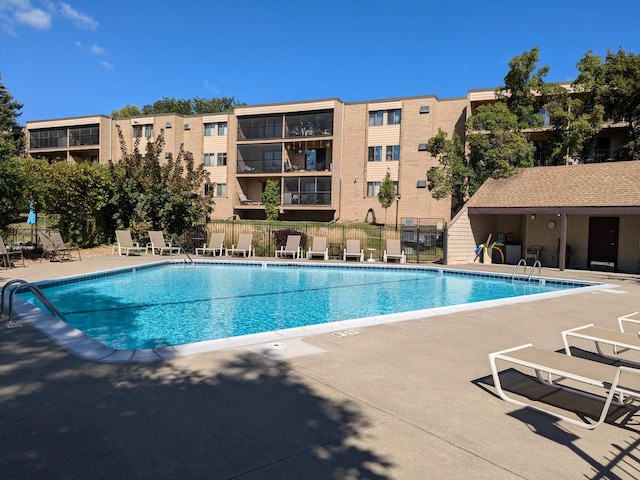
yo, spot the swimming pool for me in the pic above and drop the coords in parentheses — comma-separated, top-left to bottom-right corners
(14, 261, 605, 361)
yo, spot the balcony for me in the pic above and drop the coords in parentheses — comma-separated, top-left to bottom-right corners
(584, 149, 612, 163)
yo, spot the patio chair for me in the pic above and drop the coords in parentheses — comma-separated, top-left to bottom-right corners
(383, 239, 406, 264)
(0, 236, 24, 268)
(148, 231, 181, 256)
(238, 159, 255, 172)
(343, 239, 364, 262)
(38, 230, 70, 262)
(227, 233, 253, 257)
(238, 193, 250, 204)
(307, 236, 329, 260)
(275, 235, 301, 259)
(114, 230, 148, 256)
(561, 323, 640, 366)
(489, 343, 640, 429)
(50, 231, 82, 261)
(195, 232, 225, 256)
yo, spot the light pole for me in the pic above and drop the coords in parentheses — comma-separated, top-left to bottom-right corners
(395, 193, 401, 230)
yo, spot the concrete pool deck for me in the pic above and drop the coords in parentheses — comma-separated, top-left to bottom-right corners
(2, 254, 640, 478)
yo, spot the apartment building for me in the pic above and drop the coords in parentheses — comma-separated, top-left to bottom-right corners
(25, 94, 465, 225)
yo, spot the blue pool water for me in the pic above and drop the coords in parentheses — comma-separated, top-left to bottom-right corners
(20, 263, 586, 350)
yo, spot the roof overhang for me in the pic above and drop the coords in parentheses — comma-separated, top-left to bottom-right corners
(468, 206, 640, 215)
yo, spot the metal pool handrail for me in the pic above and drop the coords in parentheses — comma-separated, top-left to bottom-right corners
(171, 236, 194, 264)
(1, 279, 68, 323)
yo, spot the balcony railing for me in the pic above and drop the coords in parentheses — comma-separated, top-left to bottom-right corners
(584, 149, 611, 163)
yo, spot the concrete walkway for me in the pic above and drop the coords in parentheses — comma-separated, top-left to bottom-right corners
(1, 255, 640, 479)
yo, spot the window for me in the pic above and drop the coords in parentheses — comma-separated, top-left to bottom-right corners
(144, 124, 154, 138)
(387, 109, 401, 125)
(367, 182, 381, 197)
(217, 122, 228, 135)
(386, 145, 400, 161)
(216, 183, 227, 196)
(204, 183, 213, 196)
(217, 152, 227, 166)
(204, 153, 216, 166)
(204, 123, 216, 136)
(29, 128, 67, 148)
(369, 111, 383, 126)
(368, 146, 382, 162)
(367, 181, 398, 197)
(133, 125, 142, 138)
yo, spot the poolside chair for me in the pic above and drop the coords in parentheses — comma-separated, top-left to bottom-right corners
(307, 236, 329, 260)
(489, 343, 640, 429)
(50, 231, 81, 261)
(383, 239, 406, 264)
(238, 159, 255, 172)
(275, 235, 301, 259)
(343, 239, 364, 262)
(114, 230, 148, 256)
(148, 231, 181, 256)
(561, 323, 640, 366)
(195, 232, 225, 256)
(38, 230, 70, 262)
(0, 236, 24, 268)
(227, 233, 253, 257)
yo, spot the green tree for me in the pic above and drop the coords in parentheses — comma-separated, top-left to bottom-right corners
(111, 104, 142, 119)
(23, 158, 113, 246)
(425, 129, 472, 208)
(112, 96, 246, 118)
(598, 48, 640, 159)
(0, 74, 24, 154)
(496, 46, 549, 129)
(262, 179, 280, 221)
(377, 169, 396, 225)
(109, 125, 213, 238)
(142, 97, 193, 116)
(0, 157, 28, 232)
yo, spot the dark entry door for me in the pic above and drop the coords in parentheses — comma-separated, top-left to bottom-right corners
(588, 217, 619, 271)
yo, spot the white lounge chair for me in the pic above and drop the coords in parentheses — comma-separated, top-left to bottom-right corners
(148, 231, 181, 256)
(489, 343, 640, 429)
(114, 230, 148, 256)
(562, 323, 640, 366)
(228, 233, 253, 257)
(383, 239, 406, 264)
(343, 239, 364, 262)
(307, 236, 329, 260)
(275, 235, 301, 259)
(196, 232, 225, 256)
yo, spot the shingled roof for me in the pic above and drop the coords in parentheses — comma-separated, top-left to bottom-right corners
(467, 160, 640, 209)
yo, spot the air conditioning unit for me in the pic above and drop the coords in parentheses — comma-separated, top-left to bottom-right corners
(184, 123, 191, 130)
(418, 143, 427, 151)
(419, 106, 430, 114)
(165, 122, 172, 128)
(416, 180, 427, 188)
(165, 152, 172, 159)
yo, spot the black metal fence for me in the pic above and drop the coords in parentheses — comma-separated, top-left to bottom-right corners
(180, 220, 444, 263)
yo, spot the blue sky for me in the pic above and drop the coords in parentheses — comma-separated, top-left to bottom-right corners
(2, 0, 639, 123)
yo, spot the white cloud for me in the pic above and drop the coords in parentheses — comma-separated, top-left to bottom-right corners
(99, 60, 113, 70)
(91, 43, 105, 55)
(58, 2, 97, 30)
(14, 7, 51, 29)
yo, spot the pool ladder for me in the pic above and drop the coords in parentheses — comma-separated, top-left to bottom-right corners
(1, 279, 67, 324)
(511, 259, 542, 282)
(171, 237, 194, 264)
